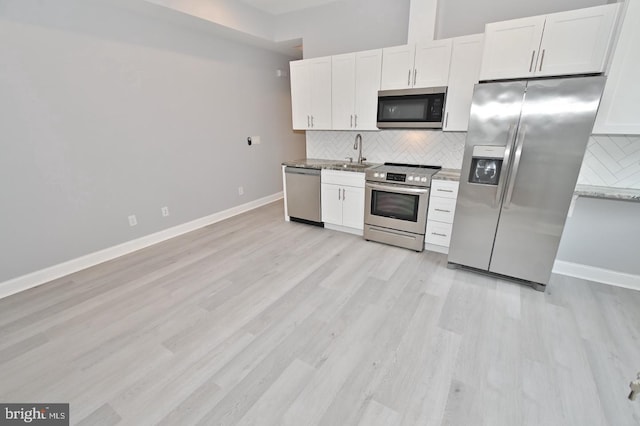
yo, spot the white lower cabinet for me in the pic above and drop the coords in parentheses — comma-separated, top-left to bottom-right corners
(425, 179, 459, 253)
(321, 170, 365, 232)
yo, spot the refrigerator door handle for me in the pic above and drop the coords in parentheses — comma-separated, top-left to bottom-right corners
(495, 123, 518, 207)
(504, 125, 527, 209)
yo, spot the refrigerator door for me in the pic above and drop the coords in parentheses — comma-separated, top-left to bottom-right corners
(448, 81, 526, 270)
(489, 76, 606, 284)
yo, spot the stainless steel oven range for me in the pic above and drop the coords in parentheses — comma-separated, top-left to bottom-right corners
(364, 163, 442, 251)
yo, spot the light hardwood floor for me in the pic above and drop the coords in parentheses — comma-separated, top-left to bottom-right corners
(1, 201, 639, 425)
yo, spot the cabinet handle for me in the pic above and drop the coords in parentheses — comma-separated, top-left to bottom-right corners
(529, 50, 536, 72)
(338, 188, 341, 200)
(350, 115, 353, 128)
(354, 114, 358, 128)
(445, 112, 449, 129)
(434, 208, 451, 213)
(413, 69, 417, 86)
(311, 115, 314, 127)
(307, 115, 310, 127)
(432, 232, 447, 237)
(342, 188, 346, 200)
(539, 49, 545, 72)
(437, 188, 453, 193)
(407, 70, 411, 86)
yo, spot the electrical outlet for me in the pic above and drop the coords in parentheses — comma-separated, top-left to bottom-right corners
(238, 186, 244, 196)
(128, 215, 137, 227)
(161, 206, 169, 217)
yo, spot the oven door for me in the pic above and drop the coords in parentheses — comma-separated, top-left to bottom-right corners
(365, 182, 430, 235)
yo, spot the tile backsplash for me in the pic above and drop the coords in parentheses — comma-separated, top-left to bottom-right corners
(306, 130, 466, 169)
(578, 134, 640, 189)
(306, 131, 640, 189)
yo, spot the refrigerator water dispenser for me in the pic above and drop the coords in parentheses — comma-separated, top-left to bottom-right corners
(468, 146, 505, 186)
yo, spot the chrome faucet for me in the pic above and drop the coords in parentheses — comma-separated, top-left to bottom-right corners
(354, 133, 366, 164)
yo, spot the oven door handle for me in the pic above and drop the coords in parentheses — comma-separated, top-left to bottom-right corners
(366, 182, 430, 195)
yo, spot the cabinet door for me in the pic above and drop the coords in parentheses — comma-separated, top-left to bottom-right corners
(413, 39, 453, 88)
(309, 57, 332, 130)
(594, 0, 640, 134)
(536, 4, 620, 77)
(331, 53, 356, 130)
(479, 16, 545, 81)
(380, 45, 415, 90)
(290, 60, 311, 130)
(354, 49, 382, 130)
(341, 186, 365, 230)
(443, 34, 483, 132)
(321, 183, 342, 225)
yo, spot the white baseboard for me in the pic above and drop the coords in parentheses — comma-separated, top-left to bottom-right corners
(0, 192, 284, 300)
(553, 260, 640, 291)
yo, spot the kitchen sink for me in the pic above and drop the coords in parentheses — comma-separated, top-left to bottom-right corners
(333, 162, 373, 171)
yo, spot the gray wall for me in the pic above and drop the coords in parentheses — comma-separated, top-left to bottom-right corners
(436, 0, 609, 38)
(275, 0, 411, 58)
(557, 197, 640, 275)
(0, 0, 306, 282)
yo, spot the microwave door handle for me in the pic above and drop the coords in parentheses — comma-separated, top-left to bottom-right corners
(503, 125, 526, 209)
(495, 123, 517, 208)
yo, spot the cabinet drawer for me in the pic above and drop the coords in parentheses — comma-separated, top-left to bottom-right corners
(321, 169, 365, 187)
(425, 220, 453, 247)
(431, 180, 459, 199)
(428, 197, 457, 223)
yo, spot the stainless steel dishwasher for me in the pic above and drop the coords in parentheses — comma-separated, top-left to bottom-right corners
(284, 167, 323, 226)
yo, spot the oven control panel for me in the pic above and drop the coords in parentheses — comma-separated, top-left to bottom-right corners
(369, 170, 433, 187)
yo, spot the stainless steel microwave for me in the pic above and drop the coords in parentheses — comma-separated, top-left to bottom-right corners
(377, 87, 447, 129)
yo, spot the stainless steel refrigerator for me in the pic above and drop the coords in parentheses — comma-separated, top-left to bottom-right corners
(447, 76, 605, 291)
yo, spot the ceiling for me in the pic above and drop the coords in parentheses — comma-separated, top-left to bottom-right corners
(239, 0, 341, 15)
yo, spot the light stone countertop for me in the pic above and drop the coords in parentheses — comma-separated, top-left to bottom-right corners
(430, 169, 640, 203)
(282, 158, 380, 173)
(574, 184, 640, 203)
(433, 168, 462, 181)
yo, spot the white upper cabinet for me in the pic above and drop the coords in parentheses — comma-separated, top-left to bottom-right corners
(290, 60, 311, 130)
(380, 45, 415, 90)
(480, 16, 545, 80)
(413, 39, 453, 88)
(353, 50, 383, 130)
(332, 49, 382, 131)
(443, 34, 484, 132)
(536, 4, 620, 77)
(331, 54, 356, 130)
(480, 4, 620, 81)
(290, 57, 332, 130)
(594, 0, 640, 134)
(381, 40, 452, 90)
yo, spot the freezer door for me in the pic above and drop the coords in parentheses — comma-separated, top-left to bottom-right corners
(448, 81, 526, 270)
(489, 76, 606, 285)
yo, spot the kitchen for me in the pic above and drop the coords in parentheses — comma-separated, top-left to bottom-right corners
(1, 0, 640, 424)
(284, 0, 640, 288)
